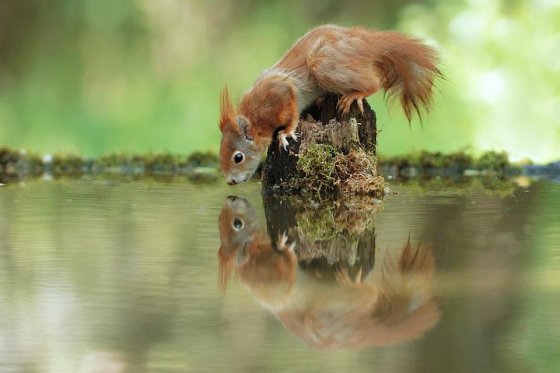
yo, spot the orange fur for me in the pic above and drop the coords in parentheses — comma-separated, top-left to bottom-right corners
(219, 24, 441, 184)
(219, 87, 236, 132)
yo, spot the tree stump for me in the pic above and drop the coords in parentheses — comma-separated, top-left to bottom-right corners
(262, 94, 383, 197)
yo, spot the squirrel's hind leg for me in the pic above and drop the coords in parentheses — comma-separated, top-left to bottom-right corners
(337, 92, 368, 114)
(308, 42, 380, 114)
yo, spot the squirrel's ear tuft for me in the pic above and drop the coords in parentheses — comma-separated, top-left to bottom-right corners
(219, 86, 235, 132)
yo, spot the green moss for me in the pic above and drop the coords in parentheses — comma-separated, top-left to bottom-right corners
(297, 206, 339, 241)
(281, 136, 386, 199)
(274, 194, 381, 269)
(296, 200, 378, 242)
(293, 143, 338, 195)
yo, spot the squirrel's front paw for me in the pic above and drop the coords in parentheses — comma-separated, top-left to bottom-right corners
(278, 132, 290, 151)
(288, 130, 298, 142)
(277, 130, 298, 151)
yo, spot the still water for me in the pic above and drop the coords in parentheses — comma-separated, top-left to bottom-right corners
(0, 178, 558, 372)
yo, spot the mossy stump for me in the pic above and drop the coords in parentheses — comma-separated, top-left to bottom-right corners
(260, 95, 381, 279)
(262, 94, 384, 198)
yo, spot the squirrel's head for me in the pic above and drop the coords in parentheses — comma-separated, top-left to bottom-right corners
(219, 87, 262, 185)
(218, 195, 261, 254)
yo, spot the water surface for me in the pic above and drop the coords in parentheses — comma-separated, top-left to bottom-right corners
(0, 178, 558, 372)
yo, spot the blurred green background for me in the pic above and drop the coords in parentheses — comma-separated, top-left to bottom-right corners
(0, 0, 559, 162)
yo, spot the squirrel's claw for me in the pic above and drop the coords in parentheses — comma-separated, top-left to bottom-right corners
(278, 232, 288, 247)
(357, 99, 364, 114)
(278, 132, 290, 151)
(278, 130, 298, 151)
(277, 231, 296, 252)
(337, 93, 365, 114)
(288, 130, 298, 142)
(287, 241, 296, 252)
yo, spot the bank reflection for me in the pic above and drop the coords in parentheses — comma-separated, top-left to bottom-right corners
(218, 195, 440, 350)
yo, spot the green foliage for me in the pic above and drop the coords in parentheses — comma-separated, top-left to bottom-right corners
(51, 153, 87, 174)
(96, 153, 132, 168)
(476, 150, 509, 171)
(186, 151, 219, 168)
(143, 153, 183, 172)
(417, 150, 474, 170)
(0, 0, 559, 162)
(403, 176, 518, 197)
(381, 149, 518, 174)
(0, 146, 43, 176)
(0, 147, 219, 182)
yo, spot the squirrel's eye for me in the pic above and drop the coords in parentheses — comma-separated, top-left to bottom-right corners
(233, 151, 244, 164)
(232, 218, 244, 230)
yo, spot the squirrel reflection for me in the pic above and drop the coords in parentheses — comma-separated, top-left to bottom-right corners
(218, 196, 298, 308)
(218, 196, 439, 350)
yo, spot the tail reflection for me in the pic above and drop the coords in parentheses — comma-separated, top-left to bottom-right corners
(217, 196, 439, 350)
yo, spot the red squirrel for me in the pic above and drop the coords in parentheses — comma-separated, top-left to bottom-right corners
(219, 24, 441, 185)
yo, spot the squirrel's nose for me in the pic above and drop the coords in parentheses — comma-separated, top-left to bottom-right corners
(227, 179, 238, 185)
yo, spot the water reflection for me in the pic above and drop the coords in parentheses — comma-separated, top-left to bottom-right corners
(78, 352, 135, 373)
(218, 195, 440, 350)
(1, 180, 558, 371)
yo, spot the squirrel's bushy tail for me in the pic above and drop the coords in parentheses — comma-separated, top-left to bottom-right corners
(371, 32, 441, 122)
